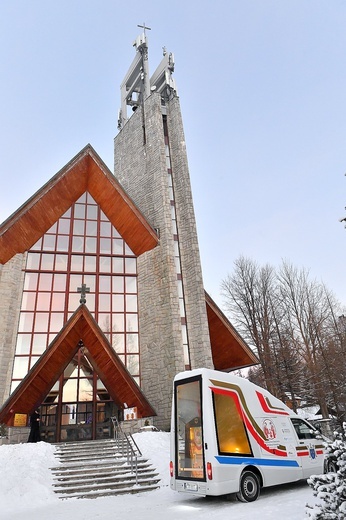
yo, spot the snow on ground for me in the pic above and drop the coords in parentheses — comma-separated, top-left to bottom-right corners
(0, 432, 320, 520)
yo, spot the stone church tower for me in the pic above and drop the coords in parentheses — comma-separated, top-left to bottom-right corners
(114, 32, 214, 426)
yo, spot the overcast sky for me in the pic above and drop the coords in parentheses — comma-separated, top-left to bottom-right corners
(1, 1, 345, 309)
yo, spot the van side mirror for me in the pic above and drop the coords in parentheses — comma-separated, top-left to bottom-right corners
(310, 429, 322, 439)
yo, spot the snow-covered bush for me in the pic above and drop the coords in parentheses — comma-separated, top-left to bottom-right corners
(306, 423, 346, 519)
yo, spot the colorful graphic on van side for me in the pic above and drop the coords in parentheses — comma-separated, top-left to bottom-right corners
(210, 382, 288, 458)
(256, 391, 290, 416)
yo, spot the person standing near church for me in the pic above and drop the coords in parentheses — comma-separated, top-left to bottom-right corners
(28, 409, 41, 443)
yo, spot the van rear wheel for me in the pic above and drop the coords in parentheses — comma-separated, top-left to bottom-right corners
(326, 459, 338, 473)
(236, 470, 260, 502)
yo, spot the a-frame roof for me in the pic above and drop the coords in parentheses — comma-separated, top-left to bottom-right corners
(0, 144, 159, 265)
(205, 291, 259, 371)
(0, 305, 156, 426)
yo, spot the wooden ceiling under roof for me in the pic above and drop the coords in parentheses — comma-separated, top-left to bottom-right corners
(0, 144, 159, 265)
(0, 305, 156, 426)
(205, 292, 259, 371)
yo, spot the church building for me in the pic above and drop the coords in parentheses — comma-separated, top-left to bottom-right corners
(0, 32, 257, 443)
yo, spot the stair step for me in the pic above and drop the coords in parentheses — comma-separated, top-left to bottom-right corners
(55, 453, 128, 463)
(54, 471, 160, 489)
(56, 445, 121, 453)
(55, 448, 141, 461)
(54, 439, 116, 447)
(51, 457, 149, 468)
(54, 475, 161, 495)
(54, 439, 140, 453)
(57, 483, 160, 500)
(51, 461, 152, 476)
(55, 443, 126, 451)
(53, 467, 155, 482)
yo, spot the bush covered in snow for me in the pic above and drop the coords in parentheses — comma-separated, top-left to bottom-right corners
(306, 423, 346, 519)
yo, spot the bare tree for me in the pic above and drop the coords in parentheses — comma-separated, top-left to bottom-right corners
(277, 262, 337, 435)
(222, 257, 346, 430)
(221, 256, 281, 395)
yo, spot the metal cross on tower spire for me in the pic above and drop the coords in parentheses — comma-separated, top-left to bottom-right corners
(137, 22, 151, 34)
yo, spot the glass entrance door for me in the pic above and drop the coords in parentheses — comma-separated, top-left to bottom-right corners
(40, 344, 118, 442)
(60, 401, 93, 442)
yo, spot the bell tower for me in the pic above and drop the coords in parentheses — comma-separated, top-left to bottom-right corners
(114, 31, 213, 429)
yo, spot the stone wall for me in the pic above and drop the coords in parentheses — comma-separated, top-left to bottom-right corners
(0, 254, 26, 407)
(166, 97, 213, 370)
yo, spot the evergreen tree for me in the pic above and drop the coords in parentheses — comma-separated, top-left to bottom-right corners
(306, 424, 346, 519)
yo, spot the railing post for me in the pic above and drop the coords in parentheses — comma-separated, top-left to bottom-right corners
(135, 455, 138, 485)
(111, 416, 139, 485)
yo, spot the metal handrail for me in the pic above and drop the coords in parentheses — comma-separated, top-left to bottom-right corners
(111, 416, 141, 485)
(128, 431, 142, 457)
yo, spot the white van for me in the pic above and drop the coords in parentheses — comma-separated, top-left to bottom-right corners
(170, 368, 325, 502)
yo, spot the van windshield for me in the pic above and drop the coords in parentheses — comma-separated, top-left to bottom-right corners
(174, 376, 205, 480)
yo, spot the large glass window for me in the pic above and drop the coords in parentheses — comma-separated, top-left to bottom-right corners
(212, 390, 252, 456)
(174, 376, 205, 480)
(11, 191, 140, 391)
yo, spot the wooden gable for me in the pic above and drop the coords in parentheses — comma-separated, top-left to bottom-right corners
(206, 292, 259, 371)
(0, 144, 159, 265)
(0, 305, 156, 426)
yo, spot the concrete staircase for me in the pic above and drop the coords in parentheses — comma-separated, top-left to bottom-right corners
(51, 438, 160, 499)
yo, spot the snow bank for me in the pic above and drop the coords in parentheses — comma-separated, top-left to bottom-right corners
(133, 431, 170, 486)
(0, 441, 59, 511)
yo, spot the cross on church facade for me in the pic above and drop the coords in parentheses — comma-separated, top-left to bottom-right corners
(77, 283, 90, 304)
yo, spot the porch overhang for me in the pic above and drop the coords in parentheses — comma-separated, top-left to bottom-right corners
(0, 305, 156, 426)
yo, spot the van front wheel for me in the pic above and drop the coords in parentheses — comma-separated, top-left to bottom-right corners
(326, 459, 338, 473)
(236, 470, 260, 502)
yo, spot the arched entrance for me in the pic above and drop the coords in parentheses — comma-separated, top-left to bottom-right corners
(40, 343, 119, 443)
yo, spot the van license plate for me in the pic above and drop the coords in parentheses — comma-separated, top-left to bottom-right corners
(184, 483, 198, 492)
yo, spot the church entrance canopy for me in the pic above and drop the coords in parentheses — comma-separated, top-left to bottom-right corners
(0, 304, 156, 434)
